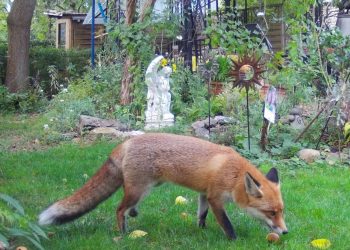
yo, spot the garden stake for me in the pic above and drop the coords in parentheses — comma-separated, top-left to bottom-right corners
(246, 88, 251, 151)
(294, 106, 325, 143)
(91, 0, 95, 68)
(208, 73, 211, 137)
(229, 54, 265, 152)
(315, 102, 337, 150)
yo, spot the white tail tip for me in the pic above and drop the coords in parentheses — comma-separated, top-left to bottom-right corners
(38, 203, 61, 225)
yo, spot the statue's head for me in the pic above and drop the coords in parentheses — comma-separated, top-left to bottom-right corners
(162, 66, 172, 77)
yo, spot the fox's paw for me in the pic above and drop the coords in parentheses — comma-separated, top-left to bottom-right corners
(128, 208, 138, 217)
(198, 220, 206, 228)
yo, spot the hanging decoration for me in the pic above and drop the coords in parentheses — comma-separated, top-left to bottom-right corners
(229, 54, 266, 150)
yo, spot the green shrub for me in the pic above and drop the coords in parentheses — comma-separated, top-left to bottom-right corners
(0, 85, 48, 114)
(30, 47, 90, 97)
(0, 193, 47, 250)
(46, 90, 96, 133)
(171, 67, 209, 122)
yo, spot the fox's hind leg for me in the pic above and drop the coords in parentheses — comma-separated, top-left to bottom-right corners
(116, 184, 152, 233)
(197, 194, 209, 228)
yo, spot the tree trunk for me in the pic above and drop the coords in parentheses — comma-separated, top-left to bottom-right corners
(119, 0, 137, 105)
(5, 0, 36, 93)
(120, 0, 157, 105)
(138, 0, 157, 22)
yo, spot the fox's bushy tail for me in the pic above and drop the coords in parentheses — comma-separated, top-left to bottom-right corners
(39, 157, 123, 225)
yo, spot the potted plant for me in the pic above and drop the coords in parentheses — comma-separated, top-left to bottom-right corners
(211, 56, 231, 95)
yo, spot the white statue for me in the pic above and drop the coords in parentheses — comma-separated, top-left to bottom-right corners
(145, 55, 174, 130)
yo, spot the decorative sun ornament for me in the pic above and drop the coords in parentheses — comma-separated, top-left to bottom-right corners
(229, 55, 265, 91)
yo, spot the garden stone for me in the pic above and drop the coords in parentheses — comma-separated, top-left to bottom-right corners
(89, 128, 144, 141)
(290, 115, 305, 130)
(280, 116, 291, 124)
(210, 127, 223, 134)
(204, 117, 218, 128)
(298, 149, 320, 163)
(290, 107, 303, 116)
(193, 127, 209, 139)
(114, 130, 145, 139)
(90, 127, 119, 137)
(79, 115, 128, 134)
(191, 120, 206, 130)
(287, 115, 296, 122)
(325, 151, 349, 165)
(215, 115, 235, 125)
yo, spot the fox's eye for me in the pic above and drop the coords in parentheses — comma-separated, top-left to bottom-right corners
(270, 211, 276, 217)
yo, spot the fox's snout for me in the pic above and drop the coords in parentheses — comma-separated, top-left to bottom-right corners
(268, 217, 288, 235)
(271, 224, 288, 235)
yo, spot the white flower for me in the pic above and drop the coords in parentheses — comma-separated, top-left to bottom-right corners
(43, 124, 49, 130)
(60, 99, 64, 102)
(62, 88, 68, 93)
(49, 118, 53, 122)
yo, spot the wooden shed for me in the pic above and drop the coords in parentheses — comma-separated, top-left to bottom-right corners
(45, 10, 105, 49)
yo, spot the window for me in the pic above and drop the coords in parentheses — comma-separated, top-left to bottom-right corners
(58, 23, 66, 47)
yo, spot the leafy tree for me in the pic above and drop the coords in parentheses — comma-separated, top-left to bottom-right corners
(0, 2, 8, 42)
(120, 0, 157, 105)
(31, 0, 91, 42)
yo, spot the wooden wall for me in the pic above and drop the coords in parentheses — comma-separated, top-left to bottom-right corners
(55, 17, 105, 49)
(72, 22, 105, 49)
(266, 22, 286, 53)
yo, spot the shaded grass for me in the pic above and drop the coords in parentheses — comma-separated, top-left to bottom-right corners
(1, 141, 350, 249)
(0, 114, 50, 151)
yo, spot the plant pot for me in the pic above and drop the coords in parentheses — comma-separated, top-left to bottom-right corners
(259, 84, 287, 101)
(259, 84, 270, 99)
(210, 81, 223, 95)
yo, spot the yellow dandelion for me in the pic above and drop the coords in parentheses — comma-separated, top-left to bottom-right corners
(311, 239, 331, 249)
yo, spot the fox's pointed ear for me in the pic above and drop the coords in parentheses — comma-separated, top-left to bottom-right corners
(266, 167, 279, 184)
(245, 173, 263, 198)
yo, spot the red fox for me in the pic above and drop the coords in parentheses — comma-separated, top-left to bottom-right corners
(39, 133, 288, 239)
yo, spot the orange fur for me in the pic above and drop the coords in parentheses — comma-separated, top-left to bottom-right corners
(39, 133, 287, 239)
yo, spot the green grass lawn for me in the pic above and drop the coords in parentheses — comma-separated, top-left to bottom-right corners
(0, 114, 50, 152)
(1, 140, 350, 250)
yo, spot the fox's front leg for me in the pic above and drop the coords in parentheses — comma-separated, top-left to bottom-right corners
(197, 194, 209, 228)
(207, 197, 237, 240)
